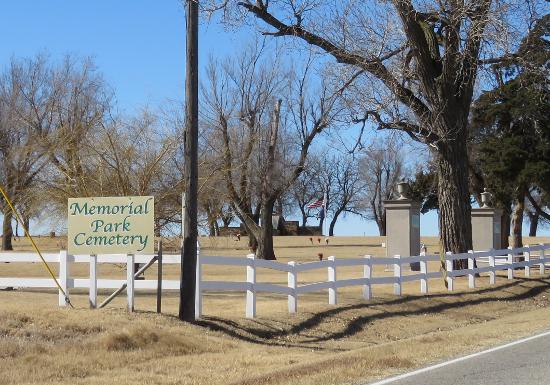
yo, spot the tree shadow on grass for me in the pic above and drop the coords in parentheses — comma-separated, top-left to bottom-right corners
(193, 277, 550, 349)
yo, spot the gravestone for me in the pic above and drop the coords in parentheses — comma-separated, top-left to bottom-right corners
(471, 189, 502, 251)
(384, 182, 421, 271)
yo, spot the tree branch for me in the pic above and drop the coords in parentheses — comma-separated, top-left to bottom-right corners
(460, 0, 492, 105)
(479, 54, 519, 65)
(392, 0, 441, 89)
(526, 189, 550, 221)
(353, 110, 440, 146)
(238, 1, 433, 124)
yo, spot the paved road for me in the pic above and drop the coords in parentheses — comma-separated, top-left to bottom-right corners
(368, 331, 550, 385)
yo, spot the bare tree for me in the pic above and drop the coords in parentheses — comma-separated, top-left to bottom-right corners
(206, 0, 546, 259)
(359, 139, 404, 236)
(324, 152, 365, 236)
(0, 56, 52, 249)
(201, 43, 281, 249)
(202, 45, 340, 259)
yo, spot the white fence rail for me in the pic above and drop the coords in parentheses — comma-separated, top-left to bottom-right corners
(1, 244, 549, 319)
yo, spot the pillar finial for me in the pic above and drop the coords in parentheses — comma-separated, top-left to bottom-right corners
(481, 188, 492, 208)
(397, 180, 410, 200)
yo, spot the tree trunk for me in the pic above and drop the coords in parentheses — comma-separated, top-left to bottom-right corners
(246, 207, 261, 249)
(254, 200, 276, 260)
(154, 219, 161, 237)
(300, 207, 308, 228)
(249, 233, 258, 250)
(275, 198, 283, 215)
(528, 212, 539, 237)
(377, 222, 386, 236)
(23, 215, 30, 235)
(205, 205, 217, 236)
(2, 211, 14, 251)
(377, 212, 386, 236)
(328, 209, 342, 236)
(436, 137, 472, 270)
(511, 190, 525, 248)
(242, 221, 258, 250)
(208, 219, 216, 237)
(371, 198, 387, 236)
(501, 209, 511, 248)
(222, 217, 231, 228)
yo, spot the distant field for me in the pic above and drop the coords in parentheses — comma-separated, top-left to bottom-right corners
(2, 235, 550, 385)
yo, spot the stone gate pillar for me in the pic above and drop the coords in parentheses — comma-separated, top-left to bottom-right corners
(471, 189, 502, 251)
(384, 182, 421, 271)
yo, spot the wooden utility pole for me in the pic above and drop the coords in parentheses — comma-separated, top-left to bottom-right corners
(179, 0, 199, 321)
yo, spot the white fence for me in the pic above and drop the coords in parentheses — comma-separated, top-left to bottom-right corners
(0, 251, 182, 310)
(1, 244, 549, 319)
(198, 244, 550, 319)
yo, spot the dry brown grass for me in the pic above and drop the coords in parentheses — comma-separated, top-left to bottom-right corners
(2, 235, 550, 385)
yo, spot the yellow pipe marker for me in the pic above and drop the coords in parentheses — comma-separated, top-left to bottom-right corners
(0, 185, 73, 308)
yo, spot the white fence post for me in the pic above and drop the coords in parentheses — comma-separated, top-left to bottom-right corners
(195, 244, 202, 320)
(328, 256, 337, 305)
(393, 255, 402, 296)
(288, 261, 297, 314)
(420, 252, 428, 294)
(363, 255, 372, 300)
(507, 246, 514, 280)
(445, 252, 454, 291)
(246, 254, 256, 318)
(540, 244, 546, 275)
(127, 254, 135, 312)
(89, 254, 97, 309)
(58, 250, 69, 307)
(468, 250, 475, 289)
(524, 245, 531, 278)
(489, 249, 496, 285)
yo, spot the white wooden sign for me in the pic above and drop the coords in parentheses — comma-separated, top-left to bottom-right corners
(67, 196, 154, 255)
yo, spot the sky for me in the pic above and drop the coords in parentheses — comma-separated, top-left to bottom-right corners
(0, 1, 545, 237)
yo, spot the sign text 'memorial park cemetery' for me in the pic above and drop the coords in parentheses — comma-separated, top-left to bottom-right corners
(68, 196, 154, 255)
